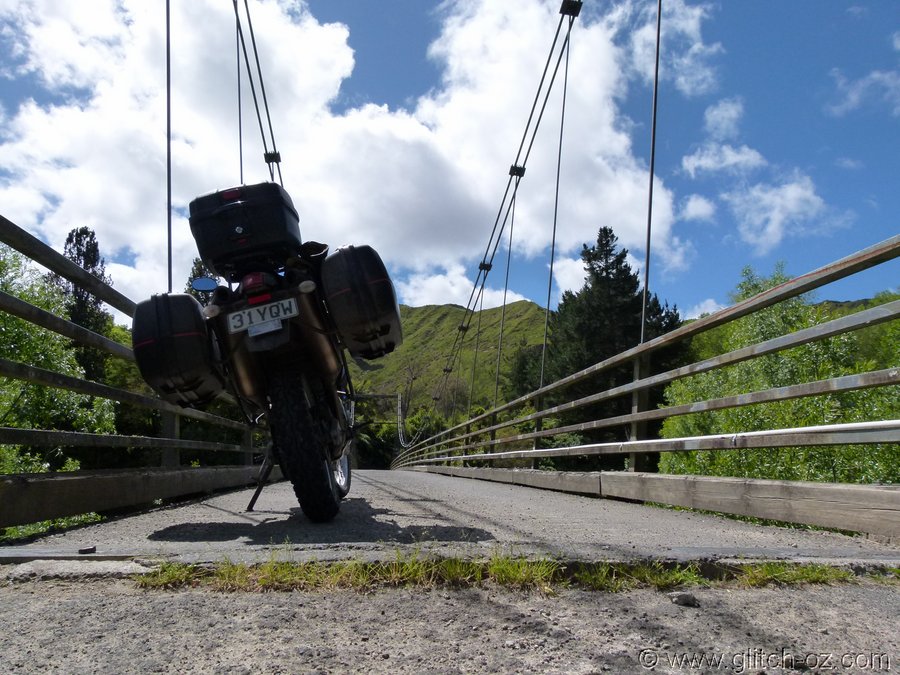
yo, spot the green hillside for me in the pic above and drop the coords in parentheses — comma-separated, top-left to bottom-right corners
(349, 300, 547, 414)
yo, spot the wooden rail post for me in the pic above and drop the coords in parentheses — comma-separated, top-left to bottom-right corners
(628, 355, 656, 472)
(531, 395, 543, 469)
(160, 411, 180, 468)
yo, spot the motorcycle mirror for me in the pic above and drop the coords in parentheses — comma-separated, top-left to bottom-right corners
(191, 276, 219, 293)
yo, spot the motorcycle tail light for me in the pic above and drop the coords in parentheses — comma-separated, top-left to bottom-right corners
(247, 292, 273, 306)
(241, 272, 268, 293)
(221, 187, 242, 202)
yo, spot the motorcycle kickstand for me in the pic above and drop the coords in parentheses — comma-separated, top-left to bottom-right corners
(247, 445, 276, 512)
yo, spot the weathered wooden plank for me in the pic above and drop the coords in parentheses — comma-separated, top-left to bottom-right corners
(0, 358, 248, 430)
(0, 465, 280, 528)
(407, 419, 900, 465)
(415, 465, 601, 495)
(0, 427, 247, 453)
(599, 472, 900, 537)
(0, 289, 134, 361)
(0, 215, 137, 317)
(400, 369, 900, 465)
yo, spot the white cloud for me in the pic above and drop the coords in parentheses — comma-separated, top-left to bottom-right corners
(892, 31, 900, 51)
(622, 0, 723, 97)
(680, 194, 716, 221)
(828, 67, 900, 117)
(835, 157, 864, 170)
(703, 97, 743, 140)
(0, 0, 703, 313)
(685, 297, 725, 319)
(552, 256, 587, 298)
(682, 143, 766, 178)
(395, 264, 526, 309)
(721, 173, 826, 255)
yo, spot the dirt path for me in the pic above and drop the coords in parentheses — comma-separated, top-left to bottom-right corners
(1, 578, 897, 673)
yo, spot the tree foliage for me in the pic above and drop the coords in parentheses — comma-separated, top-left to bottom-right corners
(185, 257, 219, 301)
(0, 244, 115, 471)
(55, 227, 113, 382)
(659, 265, 899, 484)
(508, 228, 684, 446)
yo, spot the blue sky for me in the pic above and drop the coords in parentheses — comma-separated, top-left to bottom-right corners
(0, 0, 897, 323)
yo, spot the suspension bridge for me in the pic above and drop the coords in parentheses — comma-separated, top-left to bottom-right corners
(1, 0, 898, 558)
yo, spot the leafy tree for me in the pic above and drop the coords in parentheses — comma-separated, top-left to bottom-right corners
(659, 265, 899, 484)
(54, 227, 113, 382)
(547, 227, 682, 385)
(0, 244, 115, 470)
(185, 257, 219, 301)
(509, 228, 684, 461)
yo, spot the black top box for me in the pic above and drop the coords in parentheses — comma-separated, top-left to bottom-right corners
(188, 182, 301, 281)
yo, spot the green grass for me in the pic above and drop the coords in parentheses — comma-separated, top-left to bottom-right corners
(1, 512, 104, 543)
(136, 562, 209, 589)
(134, 554, 871, 593)
(735, 562, 855, 587)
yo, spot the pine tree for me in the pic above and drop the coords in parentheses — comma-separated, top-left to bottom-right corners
(507, 227, 684, 468)
(184, 257, 218, 301)
(59, 227, 113, 382)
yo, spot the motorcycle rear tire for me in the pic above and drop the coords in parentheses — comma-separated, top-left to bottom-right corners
(267, 368, 341, 523)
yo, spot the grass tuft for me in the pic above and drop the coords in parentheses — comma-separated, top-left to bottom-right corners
(736, 562, 854, 587)
(487, 553, 561, 593)
(135, 562, 207, 589)
(133, 556, 872, 594)
(624, 561, 708, 591)
(210, 559, 252, 592)
(572, 563, 628, 592)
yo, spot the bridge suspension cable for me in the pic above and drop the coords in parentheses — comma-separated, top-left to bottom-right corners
(540, 9, 574, 389)
(429, 1, 583, 423)
(231, 0, 284, 185)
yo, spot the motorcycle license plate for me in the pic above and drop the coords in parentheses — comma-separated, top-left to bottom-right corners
(227, 297, 299, 334)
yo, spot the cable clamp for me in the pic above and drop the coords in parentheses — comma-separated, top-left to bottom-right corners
(559, 0, 582, 17)
(264, 151, 281, 164)
(508, 165, 526, 178)
(479, 262, 492, 272)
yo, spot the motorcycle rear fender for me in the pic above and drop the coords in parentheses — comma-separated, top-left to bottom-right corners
(215, 286, 343, 383)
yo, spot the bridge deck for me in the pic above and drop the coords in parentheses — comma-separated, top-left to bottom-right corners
(2, 470, 898, 566)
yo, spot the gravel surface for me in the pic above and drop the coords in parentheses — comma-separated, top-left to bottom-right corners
(3, 470, 899, 672)
(1, 579, 897, 673)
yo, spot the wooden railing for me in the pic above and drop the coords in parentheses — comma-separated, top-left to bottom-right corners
(392, 235, 900, 539)
(0, 215, 268, 529)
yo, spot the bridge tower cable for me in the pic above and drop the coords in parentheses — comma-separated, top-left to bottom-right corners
(539, 9, 574, 388)
(236, 11, 244, 184)
(492, 170, 521, 408)
(467, 280, 486, 415)
(165, 0, 173, 293)
(241, 0, 283, 186)
(426, 2, 582, 434)
(640, 0, 663, 344)
(231, 0, 283, 185)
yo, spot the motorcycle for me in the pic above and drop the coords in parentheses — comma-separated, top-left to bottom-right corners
(131, 181, 402, 522)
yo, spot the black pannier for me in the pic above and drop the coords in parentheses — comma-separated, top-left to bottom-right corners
(321, 245, 402, 360)
(132, 293, 224, 407)
(188, 182, 301, 282)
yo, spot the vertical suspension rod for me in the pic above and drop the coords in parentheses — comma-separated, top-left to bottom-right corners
(640, 0, 663, 344)
(539, 14, 573, 389)
(165, 0, 173, 293)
